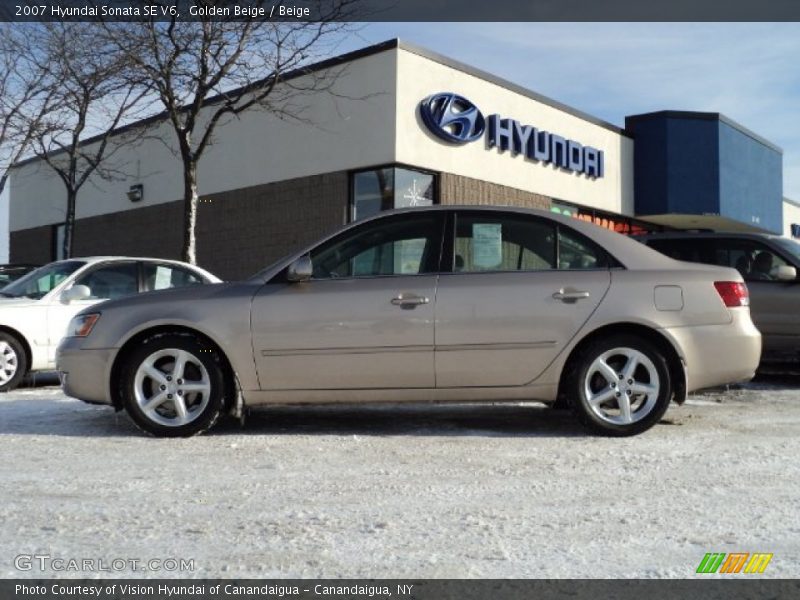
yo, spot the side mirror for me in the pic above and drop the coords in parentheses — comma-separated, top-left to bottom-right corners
(286, 256, 313, 283)
(776, 265, 798, 282)
(61, 284, 91, 304)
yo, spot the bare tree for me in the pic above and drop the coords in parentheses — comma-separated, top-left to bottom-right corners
(0, 24, 53, 197)
(105, 2, 358, 264)
(21, 23, 152, 259)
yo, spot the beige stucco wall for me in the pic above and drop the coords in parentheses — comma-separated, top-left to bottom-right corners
(9, 50, 397, 231)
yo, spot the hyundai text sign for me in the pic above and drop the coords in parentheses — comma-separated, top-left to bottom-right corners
(419, 92, 604, 179)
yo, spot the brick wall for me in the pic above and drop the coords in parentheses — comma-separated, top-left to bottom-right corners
(10, 172, 349, 281)
(8, 226, 54, 266)
(196, 172, 348, 279)
(440, 172, 551, 209)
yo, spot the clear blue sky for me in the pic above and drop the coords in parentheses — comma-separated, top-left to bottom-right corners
(338, 23, 800, 201)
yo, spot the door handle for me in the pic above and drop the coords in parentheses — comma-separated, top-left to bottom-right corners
(391, 294, 430, 308)
(552, 289, 590, 303)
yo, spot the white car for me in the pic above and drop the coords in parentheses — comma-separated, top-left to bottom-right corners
(0, 256, 220, 391)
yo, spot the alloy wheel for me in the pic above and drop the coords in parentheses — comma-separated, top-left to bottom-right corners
(583, 347, 660, 426)
(0, 341, 19, 386)
(133, 348, 211, 427)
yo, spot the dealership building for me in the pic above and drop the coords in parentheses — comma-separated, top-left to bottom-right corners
(8, 39, 796, 279)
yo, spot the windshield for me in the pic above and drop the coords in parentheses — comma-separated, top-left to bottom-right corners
(773, 238, 800, 264)
(0, 261, 87, 300)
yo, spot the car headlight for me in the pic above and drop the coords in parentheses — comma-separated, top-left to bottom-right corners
(68, 313, 100, 337)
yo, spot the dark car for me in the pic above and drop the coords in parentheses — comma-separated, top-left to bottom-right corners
(0, 264, 40, 288)
(637, 231, 800, 362)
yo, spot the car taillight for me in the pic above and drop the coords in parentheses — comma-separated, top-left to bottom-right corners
(714, 281, 750, 307)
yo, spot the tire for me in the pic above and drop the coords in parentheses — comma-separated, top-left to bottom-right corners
(121, 333, 227, 437)
(0, 332, 27, 392)
(568, 334, 672, 437)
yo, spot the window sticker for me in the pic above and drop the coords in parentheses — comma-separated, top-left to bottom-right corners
(472, 223, 503, 269)
(154, 266, 172, 290)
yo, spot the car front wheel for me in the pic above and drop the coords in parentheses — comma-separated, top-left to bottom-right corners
(121, 334, 227, 437)
(569, 335, 672, 436)
(0, 332, 27, 392)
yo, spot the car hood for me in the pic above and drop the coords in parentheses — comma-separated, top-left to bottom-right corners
(0, 297, 40, 309)
(76, 282, 256, 316)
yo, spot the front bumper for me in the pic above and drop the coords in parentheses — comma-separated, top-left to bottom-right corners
(56, 337, 116, 406)
(663, 307, 762, 392)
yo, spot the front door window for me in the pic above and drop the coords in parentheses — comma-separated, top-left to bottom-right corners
(713, 240, 791, 282)
(74, 263, 139, 300)
(310, 214, 443, 279)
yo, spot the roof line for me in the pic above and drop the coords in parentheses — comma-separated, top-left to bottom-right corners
(625, 110, 782, 154)
(785, 197, 800, 208)
(12, 39, 402, 169)
(13, 37, 636, 172)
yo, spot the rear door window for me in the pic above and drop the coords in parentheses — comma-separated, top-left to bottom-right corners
(143, 263, 205, 291)
(454, 214, 556, 272)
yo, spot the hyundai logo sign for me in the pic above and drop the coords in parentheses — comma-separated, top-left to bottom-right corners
(419, 92, 604, 179)
(420, 93, 486, 144)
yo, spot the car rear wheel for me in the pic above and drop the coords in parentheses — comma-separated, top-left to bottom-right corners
(569, 335, 672, 436)
(121, 334, 227, 437)
(0, 332, 27, 392)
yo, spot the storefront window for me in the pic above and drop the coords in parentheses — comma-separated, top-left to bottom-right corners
(352, 166, 436, 221)
(394, 168, 435, 210)
(550, 200, 665, 235)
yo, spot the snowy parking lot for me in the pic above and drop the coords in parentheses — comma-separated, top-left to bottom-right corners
(1, 375, 799, 579)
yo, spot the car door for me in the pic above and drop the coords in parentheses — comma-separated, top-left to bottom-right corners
(46, 261, 140, 363)
(712, 238, 800, 353)
(435, 211, 612, 387)
(250, 212, 445, 391)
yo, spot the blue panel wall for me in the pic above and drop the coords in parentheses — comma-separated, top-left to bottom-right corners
(718, 121, 783, 233)
(626, 111, 783, 233)
(663, 118, 719, 216)
(625, 116, 669, 214)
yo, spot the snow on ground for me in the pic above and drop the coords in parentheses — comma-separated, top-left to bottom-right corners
(1, 376, 799, 579)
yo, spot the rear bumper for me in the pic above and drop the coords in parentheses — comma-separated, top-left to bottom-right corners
(663, 308, 761, 392)
(56, 337, 115, 405)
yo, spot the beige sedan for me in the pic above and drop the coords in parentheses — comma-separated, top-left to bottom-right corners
(56, 206, 761, 437)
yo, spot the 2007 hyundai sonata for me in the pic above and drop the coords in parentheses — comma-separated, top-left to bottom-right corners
(57, 206, 761, 437)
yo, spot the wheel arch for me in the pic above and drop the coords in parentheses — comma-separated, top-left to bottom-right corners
(109, 325, 239, 412)
(0, 325, 32, 374)
(557, 322, 687, 406)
